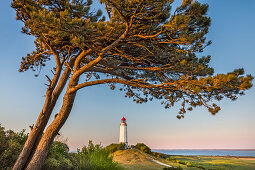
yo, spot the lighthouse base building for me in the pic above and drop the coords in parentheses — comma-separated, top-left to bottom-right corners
(119, 117, 128, 149)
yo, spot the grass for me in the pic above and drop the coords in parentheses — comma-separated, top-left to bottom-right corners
(171, 155, 255, 170)
(111, 149, 255, 170)
(112, 149, 165, 170)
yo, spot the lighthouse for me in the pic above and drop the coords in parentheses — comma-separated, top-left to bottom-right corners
(119, 117, 128, 149)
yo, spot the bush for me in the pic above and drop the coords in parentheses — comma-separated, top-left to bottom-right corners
(74, 140, 122, 170)
(135, 143, 151, 154)
(105, 143, 125, 153)
(0, 124, 28, 169)
(43, 141, 74, 170)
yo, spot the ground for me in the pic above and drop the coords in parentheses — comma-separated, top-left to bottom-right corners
(112, 149, 165, 170)
(112, 149, 255, 170)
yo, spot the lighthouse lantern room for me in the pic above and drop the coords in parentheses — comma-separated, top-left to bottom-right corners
(119, 117, 128, 149)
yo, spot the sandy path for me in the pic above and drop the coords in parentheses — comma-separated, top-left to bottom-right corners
(151, 159, 172, 167)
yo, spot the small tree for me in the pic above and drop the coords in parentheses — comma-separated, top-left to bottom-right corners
(11, 0, 253, 169)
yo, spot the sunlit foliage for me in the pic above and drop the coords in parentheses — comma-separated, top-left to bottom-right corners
(74, 140, 121, 170)
(11, 0, 253, 119)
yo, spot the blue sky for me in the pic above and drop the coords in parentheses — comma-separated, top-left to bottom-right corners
(0, 0, 254, 150)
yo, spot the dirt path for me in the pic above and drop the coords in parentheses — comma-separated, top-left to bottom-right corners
(151, 158, 172, 168)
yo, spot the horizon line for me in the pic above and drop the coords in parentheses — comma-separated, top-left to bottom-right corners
(151, 149, 255, 151)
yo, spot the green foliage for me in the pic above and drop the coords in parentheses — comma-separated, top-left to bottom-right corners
(73, 140, 121, 170)
(11, 0, 253, 118)
(152, 152, 168, 159)
(0, 123, 121, 170)
(43, 141, 74, 170)
(105, 143, 126, 153)
(44, 140, 123, 170)
(135, 143, 151, 154)
(0, 124, 28, 169)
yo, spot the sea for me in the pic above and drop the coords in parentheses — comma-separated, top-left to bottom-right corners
(152, 149, 255, 157)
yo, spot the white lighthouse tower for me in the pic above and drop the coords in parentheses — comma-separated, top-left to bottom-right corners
(119, 117, 128, 149)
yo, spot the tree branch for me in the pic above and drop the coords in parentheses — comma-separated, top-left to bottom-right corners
(105, 0, 128, 23)
(51, 59, 75, 101)
(89, 67, 133, 80)
(74, 49, 92, 71)
(68, 78, 176, 93)
(72, 22, 131, 80)
(42, 34, 62, 91)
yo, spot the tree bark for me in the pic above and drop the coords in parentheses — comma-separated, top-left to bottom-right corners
(25, 87, 77, 170)
(13, 67, 72, 170)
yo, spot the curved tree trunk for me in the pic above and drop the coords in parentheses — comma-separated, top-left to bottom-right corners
(13, 91, 55, 170)
(13, 67, 72, 170)
(26, 90, 77, 170)
(13, 107, 53, 170)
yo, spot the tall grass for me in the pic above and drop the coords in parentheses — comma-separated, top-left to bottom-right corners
(75, 141, 122, 170)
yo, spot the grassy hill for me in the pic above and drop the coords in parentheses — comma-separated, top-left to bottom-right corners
(112, 149, 255, 170)
(112, 149, 167, 170)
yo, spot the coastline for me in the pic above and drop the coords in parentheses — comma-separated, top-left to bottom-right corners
(152, 149, 255, 157)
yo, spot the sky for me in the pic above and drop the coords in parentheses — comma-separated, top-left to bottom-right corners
(0, 0, 255, 150)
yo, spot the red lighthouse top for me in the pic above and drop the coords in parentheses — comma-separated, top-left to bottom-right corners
(121, 117, 126, 123)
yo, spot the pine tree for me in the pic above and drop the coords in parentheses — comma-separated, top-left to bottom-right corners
(11, 0, 253, 169)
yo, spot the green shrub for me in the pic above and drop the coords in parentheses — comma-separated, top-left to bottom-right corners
(0, 124, 28, 169)
(43, 141, 74, 170)
(74, 140, 122, 170)
(105, 143, 125, 153)
(135, 143, 151, 154)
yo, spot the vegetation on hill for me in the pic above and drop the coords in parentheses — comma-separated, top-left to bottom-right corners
(112, 149, 165, 170)
(135, 143, 152, 154)
(105, 143, 126, 153)
(73, 140, 121, 170)
(111, 148, 255, 170)
(0, 124, 121, 170)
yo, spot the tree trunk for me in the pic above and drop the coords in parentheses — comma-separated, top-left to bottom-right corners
(13, 95, 54, 170)
(26, 90, 77, 170)
(13, 67, 72, 170)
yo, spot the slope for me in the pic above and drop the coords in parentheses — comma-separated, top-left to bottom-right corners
(112, 149, 167, 170)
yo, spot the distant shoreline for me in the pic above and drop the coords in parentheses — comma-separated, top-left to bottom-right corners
(152, 149, 255, 157)
(152, 149, 255, 151)
(165, 155, 255, 158)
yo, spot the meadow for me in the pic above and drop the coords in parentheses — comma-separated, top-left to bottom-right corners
(112, 149, 255, 170)
(167, 155, 255, 169)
